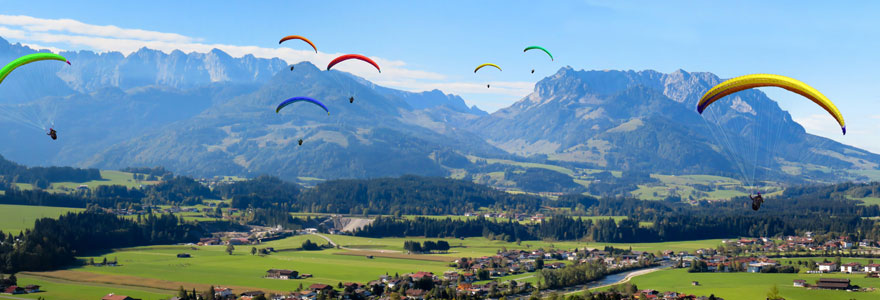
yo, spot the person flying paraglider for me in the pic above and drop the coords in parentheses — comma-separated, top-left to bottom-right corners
(531, 69, 535, 74)
(349, 96, 354, 103)
(298, 139, 303, 146)
(750, 193, 764, 211)
(47, 128, 57, 140)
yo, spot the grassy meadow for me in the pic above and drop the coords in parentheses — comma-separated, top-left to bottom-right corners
(0, 204, 83, 234)
(620, 268, 880, 300)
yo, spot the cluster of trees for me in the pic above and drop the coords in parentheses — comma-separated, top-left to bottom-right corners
(294, 175, 542, 215)
(403, 240, 450, 253)
(0, 154, 101, 188)
(0, 211, 202, 272)
(1, 175, 218, 208)
(219, 175, 301, 209)
(357, 197, 880, 242)
(121, 166, 174, 181)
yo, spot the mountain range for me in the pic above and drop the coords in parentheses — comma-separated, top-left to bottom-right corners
(0, 37, 877, 191)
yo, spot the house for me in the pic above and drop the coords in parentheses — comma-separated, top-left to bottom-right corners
(309, 284, 334, 292)
(793, 279, 806, 287)
(343, 282, 359, 290)
(816, 278, 851, 290)
(747, 262, 776, 273)
(410, 271, 436, 281)
(691, 281, 699, 286)
(405, 289, 427, 299)
(177, 253, 191, 258)
(266, 269, 299, 279)
(240, 291, 265, 298)
(300, 273, 313, 278)
(841, 262, 861, 273)
(443, 271, 460, 281)
(101, 294, 142, 300)
(817, 262, 837, 272)
(3, 286, 24, 295)
(23, 285, 40, 293)
(865, 263, 880, 273)
(214, 287, 233, 297)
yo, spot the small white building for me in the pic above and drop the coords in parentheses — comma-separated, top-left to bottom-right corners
(841, 262, 861, 273)
(864, 263, 880, 273)
(818, 262, 837, 272)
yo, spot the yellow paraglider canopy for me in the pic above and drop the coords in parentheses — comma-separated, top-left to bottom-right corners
(697, 74, 845, 134)
(474, 63, 502, 73)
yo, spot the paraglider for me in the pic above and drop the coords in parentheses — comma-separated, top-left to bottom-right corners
(697, 74, 845, 134)
(47, 128, 57, 140)
(750, 193, 764, 211)
(279, 35, 318, 53)
(523, 46, 553, 61)
(349, 96, 354, 103)
(290, 66, 295, 71)
(327, 54, 381, 73)
(531, 69, 535, 74)
(0, 53, 70, 85)
(275, 97, 330, 115)
(474, 63, 502, 73)
(298, 139, 303, 146)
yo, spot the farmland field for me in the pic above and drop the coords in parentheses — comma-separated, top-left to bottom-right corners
(13, 274, 174, 300)
(0, 204, 83, 233)
(621, 268, 880, 300)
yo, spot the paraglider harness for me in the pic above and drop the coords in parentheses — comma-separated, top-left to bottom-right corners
(750, 193, 763, 211)
(47, 128, 57, 140)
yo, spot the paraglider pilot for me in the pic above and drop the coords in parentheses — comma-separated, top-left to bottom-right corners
(349, 96, 354, 103)
(750, 193, 763, 211)
(298, 139, 303, 146)
(47, 128, 57, 140)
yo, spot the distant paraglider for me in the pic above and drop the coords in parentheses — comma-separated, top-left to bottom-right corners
(327, 54, 381, 73)
(523, 46, 553, 61)
(275, 97, 330, 115)
(47, 128, 57, 140)
(279, 35, 318, 53)
(290, 66, 295, 71)
(298, 139, 303, 146)
(349, 96, 354, 103)
(474, 63, 502, 73)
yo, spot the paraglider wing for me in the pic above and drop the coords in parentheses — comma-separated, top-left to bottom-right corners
(474, 63, 502, 73)
(0, 53, 70, 85)
(523, 46, 553, 61)
(275, 97, 330, 115)
(279, 35, 317, 53)
(697, 74, 846, 134)
(327, 54, 381, 73)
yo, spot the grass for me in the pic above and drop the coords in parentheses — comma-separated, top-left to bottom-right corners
(14, 274, 174, 300)
(848, 196, 880, 206)
(39, 235, 725, 299)
(622, 268, 879, 300)
(73, 236, 456, 292)
(50, 170, 158, 192)
(0, 204, 83, 234)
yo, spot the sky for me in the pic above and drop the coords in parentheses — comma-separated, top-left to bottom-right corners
(0, 1, 879, 152)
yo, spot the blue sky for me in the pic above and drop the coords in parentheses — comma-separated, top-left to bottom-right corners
(1, 1, 879, 152)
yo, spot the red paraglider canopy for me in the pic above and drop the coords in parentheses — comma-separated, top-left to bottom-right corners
(279, 35, 317, 53)
(327, 54, 381, 73)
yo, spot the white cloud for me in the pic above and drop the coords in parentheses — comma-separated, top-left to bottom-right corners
(0, 15, 533, 112)
(0, 15, 193, 43)
(794, 113, 880, 154)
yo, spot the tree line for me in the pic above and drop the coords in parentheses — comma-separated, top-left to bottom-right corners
(0, 211, 202, 273)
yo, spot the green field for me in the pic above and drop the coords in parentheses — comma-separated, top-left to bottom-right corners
(8, 235, 727, 299)
(73, 235, 455, 292)
(14, 275, 173, 300)
(0, 204, 83, 233)
(50, 170, 158, 192)
(623, 268, 880, 300)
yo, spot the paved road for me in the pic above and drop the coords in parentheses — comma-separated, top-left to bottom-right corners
(0, 295, 30, 300)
